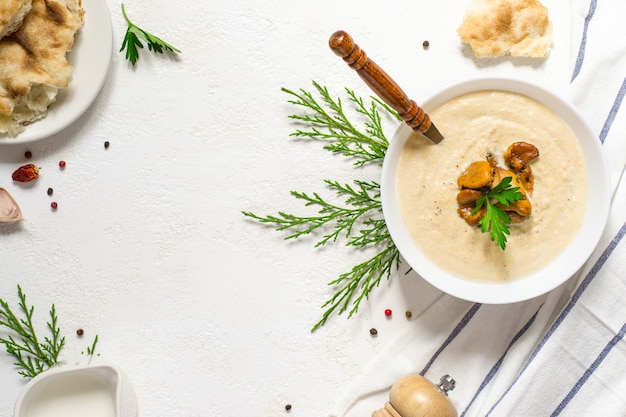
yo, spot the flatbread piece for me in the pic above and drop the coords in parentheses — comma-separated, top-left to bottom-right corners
(457, 0, 553, 58)
(0, 0, 84, 136)
(0, 0, 32, 40)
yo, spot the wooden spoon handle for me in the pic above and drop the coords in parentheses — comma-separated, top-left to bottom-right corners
(329, 30, 432, 135)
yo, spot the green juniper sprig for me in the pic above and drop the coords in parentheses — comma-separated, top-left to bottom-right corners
(85, 334, 99, 358)
(247, 180, 383, 246)
(243, 82, 404, 331)
(283, 81, 400, 167)
(120, 3, 181, 65)
(0, 285, 65, 379)
(0, 286, 101, 379)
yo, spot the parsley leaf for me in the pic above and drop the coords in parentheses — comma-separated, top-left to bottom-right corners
(120, 4, 181, 65)
(472, 177, 524, 250)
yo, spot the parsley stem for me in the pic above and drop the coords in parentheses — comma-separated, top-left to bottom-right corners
(121, 3, 131, 25)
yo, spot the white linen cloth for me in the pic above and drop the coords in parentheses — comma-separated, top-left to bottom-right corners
(331, 1, 626, 416)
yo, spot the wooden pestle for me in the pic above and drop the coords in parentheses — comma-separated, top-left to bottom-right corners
(328, 30, 444, 144)
(372, 374, 458, 417)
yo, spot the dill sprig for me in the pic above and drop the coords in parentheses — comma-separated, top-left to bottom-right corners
(243, 82, 404, 331)
(120, 3, 181, 65)
(0, 285, 65, 379)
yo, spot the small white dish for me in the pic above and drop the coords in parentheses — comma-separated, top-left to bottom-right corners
(13, 363, 138, 417)
(1, 0, 113, 145)
(380, 77, 611, 304)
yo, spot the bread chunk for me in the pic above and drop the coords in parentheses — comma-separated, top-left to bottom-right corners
(0, 0, 84, 136)
(0, 0, 32, 40)
(457, 0, 552, 58)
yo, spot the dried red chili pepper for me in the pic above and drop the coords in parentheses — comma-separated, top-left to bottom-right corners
(12, 164, 40, 182)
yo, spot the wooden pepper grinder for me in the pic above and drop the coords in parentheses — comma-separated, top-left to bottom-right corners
(372, 374, 458, 417)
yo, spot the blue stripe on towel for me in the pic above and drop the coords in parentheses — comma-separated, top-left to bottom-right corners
(550, 322, 626, 416)
(486, 221, 626, 416)
(419, 303, 482, 376)
(600, 77, 626, 144)
(460, 304, 543, 417)
(571, 0, 598, 82)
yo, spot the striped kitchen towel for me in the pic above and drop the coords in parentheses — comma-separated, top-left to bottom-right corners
(331, 0, 626, 416)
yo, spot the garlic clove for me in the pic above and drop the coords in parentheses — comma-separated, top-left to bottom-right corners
(0, 188, 24, 224)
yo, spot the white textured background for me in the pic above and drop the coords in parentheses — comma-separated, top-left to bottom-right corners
(0, 0, 571, 415)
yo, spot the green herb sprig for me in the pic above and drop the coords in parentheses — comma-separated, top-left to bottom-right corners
(282, 81, 400, 167)
(472, 176, 525, 250)
(0, 286, 100, 379)
(85, 334, 99, 358)
(120, 3, 181, 65)
(243, 82, 404, 331)
(0, 285, 65, 379)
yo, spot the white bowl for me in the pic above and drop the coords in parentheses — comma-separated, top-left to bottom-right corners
(13, 363, 138, 417)
(381, 77, 610, 303)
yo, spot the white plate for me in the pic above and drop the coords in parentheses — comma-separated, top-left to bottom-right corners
(0, 0, 113, 145)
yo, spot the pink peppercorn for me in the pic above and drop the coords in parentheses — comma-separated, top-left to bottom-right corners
(384, 309, 392, 317)
(51, 202, 58, 209)
(59, 160, 66, 168)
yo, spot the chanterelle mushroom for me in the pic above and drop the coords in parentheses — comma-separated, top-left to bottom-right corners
(456, 189, 483, 205)
(518, 165, 534, 194)
(504, 141, 539, 171)
(457, 160, 494, 189)
(457, 204, 485, 227)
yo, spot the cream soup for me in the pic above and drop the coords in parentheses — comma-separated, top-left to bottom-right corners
(396, 90, 587, 281)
